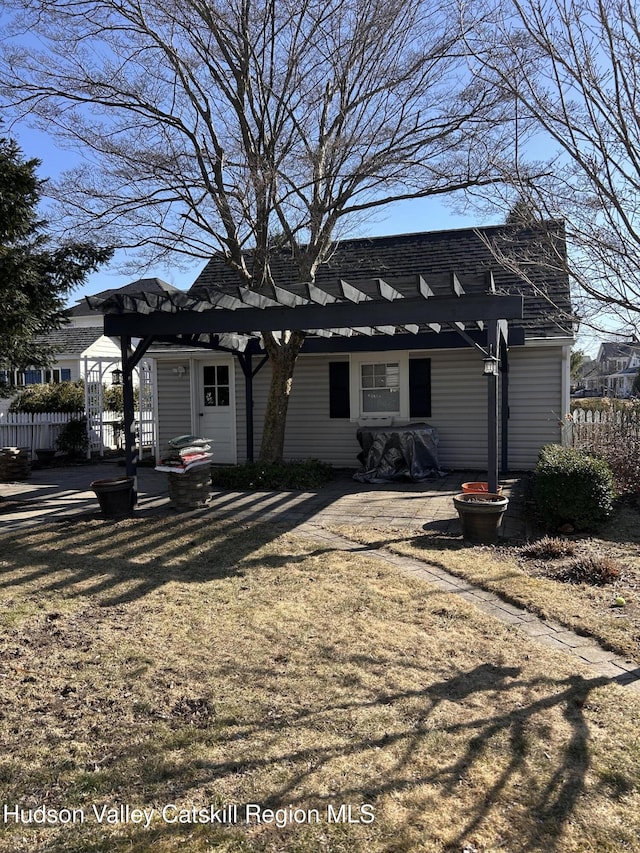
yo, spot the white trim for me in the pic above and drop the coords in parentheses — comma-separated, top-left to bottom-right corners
(192, 354, 238, 464)
(523, 336, 575, 348)
(349, 351, 409, 422)
(189, 357, 199, 436)
(151, 358, 161, 464)
(561, 343, 571, 419)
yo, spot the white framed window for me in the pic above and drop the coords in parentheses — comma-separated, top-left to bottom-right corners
(349, 352, 410, 420)
(360, 362, 400, 414)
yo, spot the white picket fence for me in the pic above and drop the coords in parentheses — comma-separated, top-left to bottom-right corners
(0, 411, 155, 459)
(569, 406, 640, 450)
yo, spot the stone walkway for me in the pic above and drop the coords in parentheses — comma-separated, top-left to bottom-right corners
(2, 463, 639, 691)
(297, 523, 640, 693)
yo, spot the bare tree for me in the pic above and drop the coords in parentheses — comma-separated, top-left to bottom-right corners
(462, 0, 640, 336)
(2, 0, 510, 461)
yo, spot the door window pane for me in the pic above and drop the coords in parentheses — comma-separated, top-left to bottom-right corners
(204, 364, 231, 407)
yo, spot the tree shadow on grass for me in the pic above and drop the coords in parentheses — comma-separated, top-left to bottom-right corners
(0, 498, 630, 851)
(4, 656, 616, 853)
(0, 514, 306, 608)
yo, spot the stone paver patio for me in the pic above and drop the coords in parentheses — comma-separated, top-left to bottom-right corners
(1, 462, 638, 691)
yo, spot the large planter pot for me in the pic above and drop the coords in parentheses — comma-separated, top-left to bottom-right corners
(35, 449, 57, 466)
(453, 492, 509, 544)
(91, 477, 135, 518)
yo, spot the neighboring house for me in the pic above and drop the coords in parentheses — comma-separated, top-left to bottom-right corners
(68, 277, 183, 328)
(0, 278, 180, 422)
(93, 224, 575, 472)
(2, 278, 180, 389)
(581, 342, 640, 398)
(0, 327, 121, 388)
(572, 357, 599, 396)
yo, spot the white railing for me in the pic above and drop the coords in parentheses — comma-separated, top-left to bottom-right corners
(569, 406, 640, 450)
(0, 412, 71, 454)
(0, 411, 155, 458)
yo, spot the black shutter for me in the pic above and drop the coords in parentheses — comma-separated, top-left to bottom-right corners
(409, 358, 431, 418)
(329, 362, 350, 418)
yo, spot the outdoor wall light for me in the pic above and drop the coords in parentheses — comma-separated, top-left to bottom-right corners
(483, 356, 499, 376)
(111, 368, 123, 385)
(172, 365, 187, 378)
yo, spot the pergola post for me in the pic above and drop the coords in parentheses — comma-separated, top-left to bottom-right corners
(487, 320, 499, 494)
(237, 350, 270, 463)
(500, 336, 509, 474)
(120, 335, 138, 502)
(120, 335, 155, 507)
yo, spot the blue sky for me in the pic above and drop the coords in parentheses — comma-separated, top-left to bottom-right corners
(11, 123, 482, 303)
(14, 122, 603, 355)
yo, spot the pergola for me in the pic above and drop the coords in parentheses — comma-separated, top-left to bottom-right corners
(90, 272, 524, 502)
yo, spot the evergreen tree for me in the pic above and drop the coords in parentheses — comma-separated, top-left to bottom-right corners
(0, 136, 112, 371)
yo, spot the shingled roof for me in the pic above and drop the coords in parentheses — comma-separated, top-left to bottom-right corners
(190, 224, 574, 340)
(33, 327, 114, 353)
(71, 277, 182, 316)
(598, 342, 640, 361)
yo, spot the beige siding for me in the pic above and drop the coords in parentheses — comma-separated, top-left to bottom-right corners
(156, 361, 193, 453)
(430, 349, 489, 469)
(283, 357, 362, 466)
(249, 347, 565, 470)
(156, 344, 567, 471)
(235, 356, 361, 466)
(508, 345, 564, 469)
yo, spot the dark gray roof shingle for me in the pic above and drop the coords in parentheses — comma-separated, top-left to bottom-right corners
(34, 327, 111, 353)
(190, 224, 573, 339)
(71, 277, 182, 316)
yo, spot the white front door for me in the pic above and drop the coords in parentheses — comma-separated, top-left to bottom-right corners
(197, 358, 237, 464)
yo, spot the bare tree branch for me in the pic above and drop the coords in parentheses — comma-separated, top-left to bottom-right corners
(0, 0, 511, 459)
(461, 0, 640, 336)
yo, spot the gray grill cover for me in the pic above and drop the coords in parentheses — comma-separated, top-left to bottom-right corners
(354, 423, 442, 483)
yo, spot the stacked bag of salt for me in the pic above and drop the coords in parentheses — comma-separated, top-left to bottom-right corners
(156, 434, 213, 473)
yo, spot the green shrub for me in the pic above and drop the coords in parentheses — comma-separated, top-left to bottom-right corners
(211, 459, 333, 490)
(103, 383, 140, 413)
(535, 444, 616, 531)
(9, 380, 85, 413)
(56, 416, 89, 458)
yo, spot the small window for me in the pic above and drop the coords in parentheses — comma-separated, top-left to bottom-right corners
(44, 368, 64, 384)
(360, 362, 400, 414)
(24, 369, 42, 385)
(204, 364, 231, 407)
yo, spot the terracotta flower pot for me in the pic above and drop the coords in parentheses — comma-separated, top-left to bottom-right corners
(453, 492, 509, 544)
(462, 481, 503, 495)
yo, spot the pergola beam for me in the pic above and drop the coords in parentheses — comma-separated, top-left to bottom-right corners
(105, 293, 523, 337)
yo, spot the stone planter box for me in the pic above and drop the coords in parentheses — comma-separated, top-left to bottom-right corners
(0, 447, 31, 481)
(168, 466, 212, 511)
